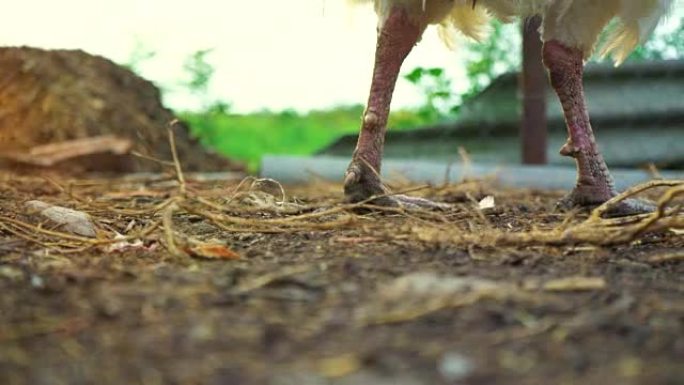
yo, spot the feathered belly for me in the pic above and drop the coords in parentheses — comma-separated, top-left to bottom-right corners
(352, 0, 673, 63)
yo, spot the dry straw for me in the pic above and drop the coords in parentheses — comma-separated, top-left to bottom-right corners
(0, 121, 680, 257)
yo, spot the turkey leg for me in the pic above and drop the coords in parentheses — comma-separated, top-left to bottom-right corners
(542, 40, 652, 216)
(344, 7, 444, 209)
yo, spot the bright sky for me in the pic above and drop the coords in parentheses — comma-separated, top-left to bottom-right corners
(3, 1, 681, 113)
(0, 0, 468, 112)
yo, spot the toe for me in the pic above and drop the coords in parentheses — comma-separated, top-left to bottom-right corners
(391, 194, 450, 210)
(343, 160, 385, 203)
(344, 164, 361, 187)
(342, 159, 448, 210)
(555, 190, 656, 218)
(602, 198, 656, 218)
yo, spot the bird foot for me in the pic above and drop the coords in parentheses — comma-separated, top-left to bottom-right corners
(387, 194, 451, 210)
(556, 188, 656, 217)
(344, 160, 448, 210)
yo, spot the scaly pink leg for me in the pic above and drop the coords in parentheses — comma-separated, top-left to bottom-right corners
(542, 40, 652, 216)
(344, 7, 445, 209)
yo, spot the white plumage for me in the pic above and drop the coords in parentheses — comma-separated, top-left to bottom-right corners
(352, 0, 674, 63)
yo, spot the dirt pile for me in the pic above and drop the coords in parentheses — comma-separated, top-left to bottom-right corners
(0, 46, 242, 173)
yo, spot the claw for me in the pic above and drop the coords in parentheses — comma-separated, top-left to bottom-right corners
(344, 168, 360, 187)
(556, 190, 655, 218)
(391, 194, 450, 210)
(601, 198, 656, 218)
(343, 159, 448, 210)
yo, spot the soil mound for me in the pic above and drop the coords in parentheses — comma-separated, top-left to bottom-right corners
(0, 46, 242, 173)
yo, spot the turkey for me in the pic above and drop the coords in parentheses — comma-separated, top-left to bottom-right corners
(344, 0, 674, 213)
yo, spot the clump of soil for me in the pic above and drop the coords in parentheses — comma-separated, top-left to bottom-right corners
(0, 46, 242, 173)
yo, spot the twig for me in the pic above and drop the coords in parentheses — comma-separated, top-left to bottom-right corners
(0, 222, 54, 249)
(413, 182, 683, 248)
(42, 176, 89, 204)
(131, 150, 176, 167)
(589, 180, 683, 221)
(168, 120, 187, 196)
(624, 184, 684, 240)
(233, 265, 313, 294)
(162, 202, 185, 257)
(182, 203, 355, 233)
(0, 215, 161, 247)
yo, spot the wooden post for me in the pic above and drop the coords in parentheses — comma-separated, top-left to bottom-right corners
(520, 16, 547, 165)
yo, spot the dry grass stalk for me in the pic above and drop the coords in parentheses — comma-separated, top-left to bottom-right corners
(413, 180, 683, 248)
(0, 121, 679, 257)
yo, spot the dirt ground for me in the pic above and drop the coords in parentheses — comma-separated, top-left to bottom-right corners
(0, 170, 682, 385)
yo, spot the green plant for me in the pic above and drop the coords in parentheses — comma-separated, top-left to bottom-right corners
(180, 105, 430, 171)
(183, 49, 214, 95)
(123, 38, 157, 73)
(459, 20, 520, 107)
(181, 48, 232, 113)
(403, 20, 521, 119)
(403, 67, 454, 122)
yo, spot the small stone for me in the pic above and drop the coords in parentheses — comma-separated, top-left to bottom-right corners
(478, 196, 495, 211)
(30, 274, 45, 288)
(438, 351, 474, 382)
(25, 200, 97, 237)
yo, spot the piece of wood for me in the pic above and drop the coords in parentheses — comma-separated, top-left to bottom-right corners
(0, 135, 132, 167)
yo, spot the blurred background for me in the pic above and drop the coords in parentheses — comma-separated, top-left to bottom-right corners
(0, 0, 682, 174)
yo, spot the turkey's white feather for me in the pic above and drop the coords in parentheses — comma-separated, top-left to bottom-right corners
(349, 0, 674, 63)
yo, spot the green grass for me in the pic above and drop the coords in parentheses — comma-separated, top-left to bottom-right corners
(180, 105, 436, 171)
